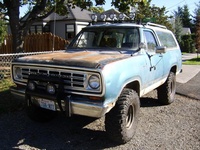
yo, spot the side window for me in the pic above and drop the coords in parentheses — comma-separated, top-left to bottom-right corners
(156, 31, 178, 48)
(144, 30, 157, 52)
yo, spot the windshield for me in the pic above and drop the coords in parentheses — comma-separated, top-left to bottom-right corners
(68, 27, 140, 51)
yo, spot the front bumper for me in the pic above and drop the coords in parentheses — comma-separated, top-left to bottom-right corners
(10, 86, 113, 118)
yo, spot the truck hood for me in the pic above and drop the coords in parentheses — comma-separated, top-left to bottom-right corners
(16, 51, 129, 68)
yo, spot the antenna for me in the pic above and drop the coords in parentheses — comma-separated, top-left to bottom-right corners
(52, 2, 57, 52)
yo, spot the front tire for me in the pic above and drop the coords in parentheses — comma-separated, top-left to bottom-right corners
(157, 72, 176, 105)
(105, 88, 140, 144)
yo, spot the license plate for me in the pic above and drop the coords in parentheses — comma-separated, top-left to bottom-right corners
(36, 98, 56, 111)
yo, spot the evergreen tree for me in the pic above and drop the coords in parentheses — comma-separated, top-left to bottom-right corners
(194, 1, 200, 51)
(174, 16, 183, 42)
(181, 5, 192, 28)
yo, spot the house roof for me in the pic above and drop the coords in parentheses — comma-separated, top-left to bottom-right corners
(68, 6, 93, 21)
(181, 27, 191, 35)
(21, 5, 93, 22)
(43, 5, 93, 22)
(103, 8, 121, 15)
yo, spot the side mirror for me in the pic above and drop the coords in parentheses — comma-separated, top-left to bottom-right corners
(156, 46, 166, 53)
(139, 42, 146, 49)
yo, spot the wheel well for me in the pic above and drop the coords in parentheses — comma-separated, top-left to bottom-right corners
(125, 81, 140, 96)
(170, 66, 177, 74)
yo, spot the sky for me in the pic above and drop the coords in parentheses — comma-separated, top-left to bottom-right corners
(20, 0, 199, 17)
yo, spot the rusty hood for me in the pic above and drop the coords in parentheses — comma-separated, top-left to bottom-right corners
(16, 51, 129, 68)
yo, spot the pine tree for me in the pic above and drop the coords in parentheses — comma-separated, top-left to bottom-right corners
(174, 16, 183, 42)
(193, 1, 200, 52)
(182, 5, 192, 28)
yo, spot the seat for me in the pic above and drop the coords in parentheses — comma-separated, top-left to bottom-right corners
(107, 38, 117, 47)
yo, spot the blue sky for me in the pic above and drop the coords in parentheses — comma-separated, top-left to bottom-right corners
(20, 0, 199, 17)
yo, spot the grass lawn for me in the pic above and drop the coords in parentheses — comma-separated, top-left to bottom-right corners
(182, 57, 200, 65)
(0, 78, 24, 114)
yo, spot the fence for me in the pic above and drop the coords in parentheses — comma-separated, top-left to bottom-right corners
(0, 51, 62, 80)
(0, 35, 13, 54)
(0, 33, 69, 54)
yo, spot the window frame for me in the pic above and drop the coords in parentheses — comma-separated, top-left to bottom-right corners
(65, 24, 75, 40)
(143, 29, 158, 53)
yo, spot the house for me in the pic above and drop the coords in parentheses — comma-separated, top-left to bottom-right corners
(20, 5, 94, 41)
(181, 27, 191, 35)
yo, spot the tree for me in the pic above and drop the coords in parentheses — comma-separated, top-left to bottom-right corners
(174, 16, 183, 42)
(134, 0, 172, 30)
(194, 1, 200, 51)
(88, 6, 104, 14)
(181, 5, 192, 28)
(195, 16, 200, 50)
(0, 0, 147, 53)
(173, 9, 183, 42)
(193, 1, 200, 24)
(0, 13, 7, 45)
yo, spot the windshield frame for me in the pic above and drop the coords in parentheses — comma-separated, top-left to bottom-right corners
(68, 26, 140, 52)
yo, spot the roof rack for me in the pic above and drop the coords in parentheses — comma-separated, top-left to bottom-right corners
(145, 22, 167, 29)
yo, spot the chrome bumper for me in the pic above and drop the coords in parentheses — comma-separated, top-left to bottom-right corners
(10, 87, 114, 118)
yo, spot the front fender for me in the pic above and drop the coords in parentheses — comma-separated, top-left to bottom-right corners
(101, 55, 146, 106)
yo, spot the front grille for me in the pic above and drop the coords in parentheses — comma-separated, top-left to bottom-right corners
(13, 65, 102, 95)
(21, 68, 85, 89)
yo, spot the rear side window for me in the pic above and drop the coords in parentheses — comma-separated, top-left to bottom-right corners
(156, 31, 178, 48)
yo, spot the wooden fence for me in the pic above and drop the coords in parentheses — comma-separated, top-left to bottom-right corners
(0, 33, 70, 54)
(0, 35, 12, 54)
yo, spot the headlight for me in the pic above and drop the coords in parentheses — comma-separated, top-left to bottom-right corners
(88, 75, 100, 89)
(27, 81, 36, 91)
(14, 67, 22, 79)
(46, 83, 56, 94)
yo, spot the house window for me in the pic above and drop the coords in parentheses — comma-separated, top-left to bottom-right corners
(29, 25, 50, 34)
(43, 25, 50, 33)
(37, 26, 42, 33)
(30, 26, 36, 34)
(65, 24, 75, 40)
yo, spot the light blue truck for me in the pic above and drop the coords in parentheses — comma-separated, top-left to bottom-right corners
(11, 22, 182, 144)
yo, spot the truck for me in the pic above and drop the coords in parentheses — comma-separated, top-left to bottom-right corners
(10, 20, 182, 144)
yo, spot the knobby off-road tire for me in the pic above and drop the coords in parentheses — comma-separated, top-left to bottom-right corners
(157, 72, 176, 105)
(26, 104, 57, 123)
(105, 88, 140, 144)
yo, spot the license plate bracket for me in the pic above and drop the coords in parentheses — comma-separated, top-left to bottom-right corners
(34, 97, 56, 111)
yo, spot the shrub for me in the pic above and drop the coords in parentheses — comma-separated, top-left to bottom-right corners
(180, 34, 196, 53)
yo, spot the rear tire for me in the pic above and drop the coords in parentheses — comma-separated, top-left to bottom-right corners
(105, 88, 140, 144)
(157, 72, 176, 105)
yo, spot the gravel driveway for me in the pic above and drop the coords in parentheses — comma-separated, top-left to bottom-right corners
(0, 92, 199, 150)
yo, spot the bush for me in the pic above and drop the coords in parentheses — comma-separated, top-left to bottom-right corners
(180, 34, 196, 53)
